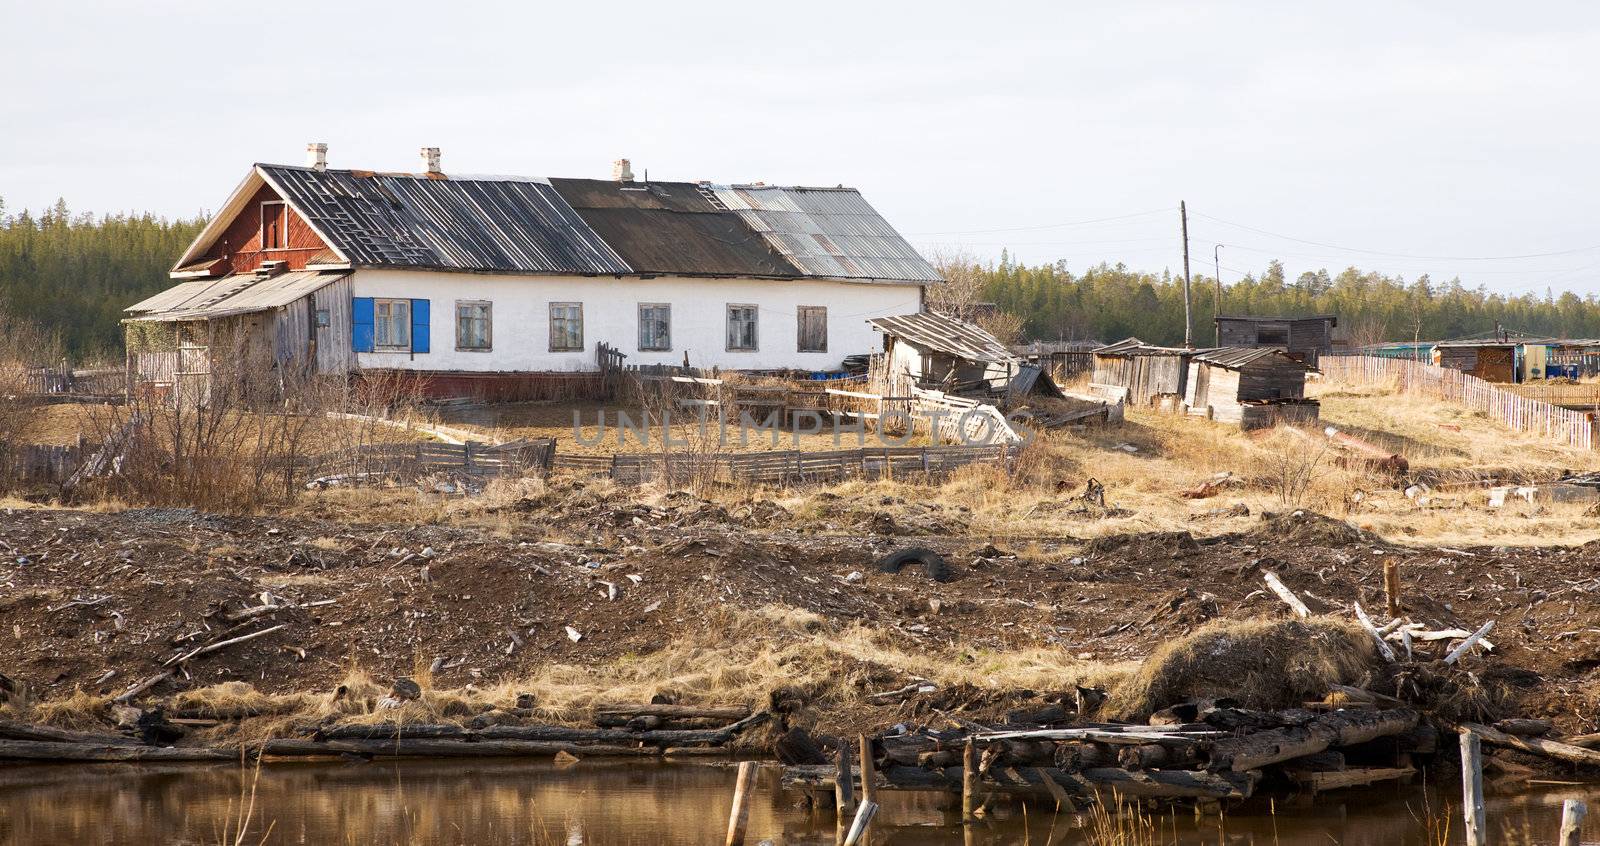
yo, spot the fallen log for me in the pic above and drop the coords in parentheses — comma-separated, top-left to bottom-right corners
(1208, 708, 1419, 771)
(783, 763, 1256, 800)
(0, 740, 236, 762)
(1289, 766, 1414, 792)
(257, 738, 663, 759)
(0, 719, 140, 747)
(315, 711, 768, 747)
(593, 704, 751, 721)
(1462, 723, 1600, 768)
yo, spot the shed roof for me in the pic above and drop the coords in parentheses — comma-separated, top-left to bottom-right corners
(1215, 314, 1339, 326)
(1094, 337, 1194, 356)
(127, 271, 348, 321)
(1190, 347, 1315, 371)
(867, 312, 1017, 363)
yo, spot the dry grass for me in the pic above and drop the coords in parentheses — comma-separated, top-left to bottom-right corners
(1105, 617, 1376, 720)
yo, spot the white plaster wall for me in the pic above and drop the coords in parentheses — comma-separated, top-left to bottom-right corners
(351, 269, 924, 372)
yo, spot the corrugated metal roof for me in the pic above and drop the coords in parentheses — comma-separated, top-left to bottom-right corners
(868, 312, 1017, 363)
(711, 185, 943, 283)
(259, 165, 631, 275)
(548, 179, 801, 277)
(1190, 347, 1313, 370)
(1094, 337, 1197, 356)
(127, 271, 348, 321)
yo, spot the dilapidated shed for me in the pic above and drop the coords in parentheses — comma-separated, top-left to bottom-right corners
(1433, 341, 1519, 383)
(1090, 338, 1196, 407)
(1185, 347, 1319, 429)
(868, 311, 1062, 401)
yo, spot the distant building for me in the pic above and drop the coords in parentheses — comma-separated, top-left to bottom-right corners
(124, 146, 942, 399)
(1214, 315, 1338, 365)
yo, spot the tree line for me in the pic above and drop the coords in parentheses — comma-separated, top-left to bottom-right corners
(0, 198, 205, 362)
(4, 198, 1600, 362)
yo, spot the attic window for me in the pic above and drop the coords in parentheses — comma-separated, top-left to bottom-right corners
(261, 201, 287, 250)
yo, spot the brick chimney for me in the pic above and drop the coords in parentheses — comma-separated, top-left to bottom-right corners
(421, 147, 441, 175)
(307, 142, 328, 171)
(612, 158, 634, 182)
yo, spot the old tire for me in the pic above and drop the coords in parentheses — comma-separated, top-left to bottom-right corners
(875, 547, 952, 582)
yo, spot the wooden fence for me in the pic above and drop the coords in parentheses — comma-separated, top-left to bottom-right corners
(551, 443, 1017, 486)
(1320, 355, 1597, 450)
(5, 441, 88, 485)
(302, 439, 556, 482)
(20, 366, 126, 397)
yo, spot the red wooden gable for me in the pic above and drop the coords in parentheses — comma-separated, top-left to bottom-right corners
(196, 183, 334, 275)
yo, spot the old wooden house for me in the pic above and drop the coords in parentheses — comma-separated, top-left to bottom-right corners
(1090, 338, 1196, 407)
(1184, 348, 1318, 429)
(1214, 315, 1337, 365)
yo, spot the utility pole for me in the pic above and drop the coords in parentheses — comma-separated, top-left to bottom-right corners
(1180, 201, 1193, 348)
(1213, 244, 1224, 345)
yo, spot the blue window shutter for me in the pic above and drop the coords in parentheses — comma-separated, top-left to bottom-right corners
(352, 297, 375, 353)
(411, 298, 430, 354)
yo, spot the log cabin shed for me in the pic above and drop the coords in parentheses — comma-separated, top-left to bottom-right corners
(1184, 347, 1319, 429)
(1214, 315, 1337, 365)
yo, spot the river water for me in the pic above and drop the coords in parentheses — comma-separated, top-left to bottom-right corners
(0, 759, 1592, 845)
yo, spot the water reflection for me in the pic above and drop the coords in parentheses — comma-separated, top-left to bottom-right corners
(0, 759, 1595, 845)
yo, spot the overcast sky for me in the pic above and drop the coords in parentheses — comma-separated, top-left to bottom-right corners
(5, 1, 1600, 296)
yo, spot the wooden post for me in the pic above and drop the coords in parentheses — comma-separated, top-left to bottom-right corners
(1383, 558, 1402, 618)
(842, 801, 880, 846)
(1461, 730, 1486, 846)
(962, 738, 979, 821)
(1561, 798, 1587, 846)
(723, 760, 758, 846)
(857, 734, 877, 843)
(835, 738, 855, 817)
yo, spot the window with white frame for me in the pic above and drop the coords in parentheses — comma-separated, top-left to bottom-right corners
(374, 299, 411, 350)
(797, 305, 827, 353)
(261, 200, 287, 250)
(549, 303, 583, 352)
(726, 304, 757, 351)
(638, 303, 671, 351)
(456, 300, 492, 351)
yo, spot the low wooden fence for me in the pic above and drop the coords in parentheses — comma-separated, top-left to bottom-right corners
(1504, 382, 1600, 411)
(4, 441, 88, 485)
(20, 366, 126, 397)
(302, 439, 556, 482)
(552, 444, 1017, 486)
(1320, 355, 1597, 450)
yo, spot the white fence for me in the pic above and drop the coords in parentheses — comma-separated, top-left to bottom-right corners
(1320, 355, 1596, 451)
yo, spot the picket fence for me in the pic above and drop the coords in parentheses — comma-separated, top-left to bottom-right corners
(551, 443, 1017, 486)
(1320, 355, 1596, 451)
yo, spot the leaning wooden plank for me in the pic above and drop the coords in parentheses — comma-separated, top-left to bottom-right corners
(1463, 723, 1600, 767)
(1353, 603, 1397, 662)
(1263, 571, 1311, 618)
(0, 740, 236, 762)
(1444, 621, 1496, 665)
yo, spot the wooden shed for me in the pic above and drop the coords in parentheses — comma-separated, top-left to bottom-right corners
(1091, 338, 1195, 407)
(1433, 342, 1519, 383)
(1214, 315, 1337, 365)
(1184, 348, 1319, 430)
(868, 312, 1063, 401)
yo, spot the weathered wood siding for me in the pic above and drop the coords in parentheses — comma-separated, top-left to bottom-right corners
(196, 184, 331, 275)
(1093, 352, 1189, 405)
(1216, 317, 1335, 364)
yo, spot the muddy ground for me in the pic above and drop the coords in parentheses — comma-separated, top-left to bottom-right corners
(3, 485, 1599, 730)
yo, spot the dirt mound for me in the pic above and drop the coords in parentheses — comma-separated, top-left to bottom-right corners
(1105, 617, 1377, 720)
(1085, 530, 1199, 557)
(1253, 510, 1373, 547)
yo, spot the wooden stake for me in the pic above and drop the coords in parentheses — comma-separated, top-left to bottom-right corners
(1561, 798, 1586, 846)
(962, 738, 979, 821)
(835, 738, 855, 817)
(842, 800, 880, 846)
(857, 734, 877, 843)
(723, 760, 758, 846)
(1461, 730, 1486, 846)
(1383, 558, 1402, 618)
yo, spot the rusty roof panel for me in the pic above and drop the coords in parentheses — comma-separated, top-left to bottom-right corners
(127, 271, 350, 321)
(712, 185, 943, 283)
(1190, 347, 1314, 370)
(258, 165, 630, 275)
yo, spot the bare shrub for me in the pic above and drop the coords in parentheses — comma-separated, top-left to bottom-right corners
(1257, 426, 1335, 507)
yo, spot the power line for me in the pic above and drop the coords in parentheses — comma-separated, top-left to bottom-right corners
(1191, 210, 1600, 261)
(905, 208, 1168, 237)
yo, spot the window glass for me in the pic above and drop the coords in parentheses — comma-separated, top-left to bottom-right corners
(375, 299, 411, 350)
(457, 301, 492, 350)
(550, 303, 583, 351)
(726, 305, 757, 351)
(639, 303, 671, 351)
